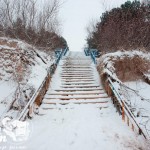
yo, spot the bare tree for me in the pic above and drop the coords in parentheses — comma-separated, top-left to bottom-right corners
(0, 0, 65, 49)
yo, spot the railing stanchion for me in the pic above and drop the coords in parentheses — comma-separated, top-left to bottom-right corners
(122, 102, 125, 121)
(132, 124, 134, 131)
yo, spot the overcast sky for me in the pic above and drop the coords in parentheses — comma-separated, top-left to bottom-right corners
(59, 0, 133, 51)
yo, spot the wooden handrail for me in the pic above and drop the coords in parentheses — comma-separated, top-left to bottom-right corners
(107, 76, 147, 139)
(84, 50, 147, 139)
(18, 68, 51, 121)
(18, 48, 69, 121)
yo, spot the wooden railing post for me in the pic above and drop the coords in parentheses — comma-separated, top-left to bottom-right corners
(104, 80, 108, 93)
(108, 84, 112, 97)
(127, 116, 129, 126)
(132, 124, 134, 131)
(29, 105, 33, 118)
(122, 102, 125, 121)
(139, 128, 142, 135)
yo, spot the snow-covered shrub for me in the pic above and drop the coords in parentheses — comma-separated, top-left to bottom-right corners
(98, 50, 150, 82)
(114, 56, 150, 81)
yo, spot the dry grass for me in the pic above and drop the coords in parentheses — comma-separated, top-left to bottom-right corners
(114, 56, 150, 81)
(0, 39, 17, 48)
(98, 52, 150, 84)
(0, 38, 35, 82)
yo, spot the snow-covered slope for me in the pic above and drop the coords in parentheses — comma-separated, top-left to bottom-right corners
(98, 50, 150, 138)
(0, 37, 54, 119)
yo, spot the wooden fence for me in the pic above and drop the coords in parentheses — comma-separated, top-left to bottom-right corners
(104, 75, 147, 139)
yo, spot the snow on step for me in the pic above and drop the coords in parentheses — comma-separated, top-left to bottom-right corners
(61, 79, 95, 82)
(62, 69, 93, 71)
(38, 103, 109, 115)
(61, 73, 94, 76)
(62, 69, 92, 71)
(43, 98, 109, 104)
(61, 75, 94, 78)
(60, 85, 100, 88)
(61, 82, 96, 85)
(61, 77, 94, 80)
(44, 94, 108, 100)
(62, 65, 91, 69)
(51, 87, 103, 91)
(40, 103, 109, 109)
(47, 90, 106, 95)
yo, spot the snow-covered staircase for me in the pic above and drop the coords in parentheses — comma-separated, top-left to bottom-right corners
(27, 51, 147, 150)
(38, 51, 110, 114)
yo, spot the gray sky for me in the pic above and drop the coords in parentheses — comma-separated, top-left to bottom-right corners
(59, 0, 131, 51)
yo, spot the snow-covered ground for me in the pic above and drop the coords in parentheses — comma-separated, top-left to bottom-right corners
(1, 103, 148, 150)
(24, 103, 147, 150)
(122, 80, 150, 138)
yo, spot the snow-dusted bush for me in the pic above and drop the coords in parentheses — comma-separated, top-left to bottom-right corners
(98, 50, 150, 82)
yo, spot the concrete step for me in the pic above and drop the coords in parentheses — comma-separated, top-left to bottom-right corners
(44, 94, 108, 100)
(52, 87, 103, 91)
(61, 75, 94, 78)
(43, 98, 110, 104)
(38, 103, 109, 114)
(62, 64, 92, 66)
(62, 69, 93, 71)
(62, 66, 92, 68)
(61, 83, 97, 85)
(61, 73, 94, 76)
(60, 85, 100, 88)
(61, 79, 95, 82)
(46, 90, 105, 95)
(61, 79, 95, 81)
(61, 77, 94, 79)
(62, 70, 93, 72)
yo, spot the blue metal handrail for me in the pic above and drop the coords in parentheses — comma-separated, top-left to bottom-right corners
(63, 47, 68, 56)
(84, 48, 99, 64)
(84, 49, 90, 56)
(55, 47, 68, 65)
(90, 51, 97, 64)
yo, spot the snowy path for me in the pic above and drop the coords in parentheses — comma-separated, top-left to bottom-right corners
(26, 104, 146, 150)
(26, 52, 147, 150)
